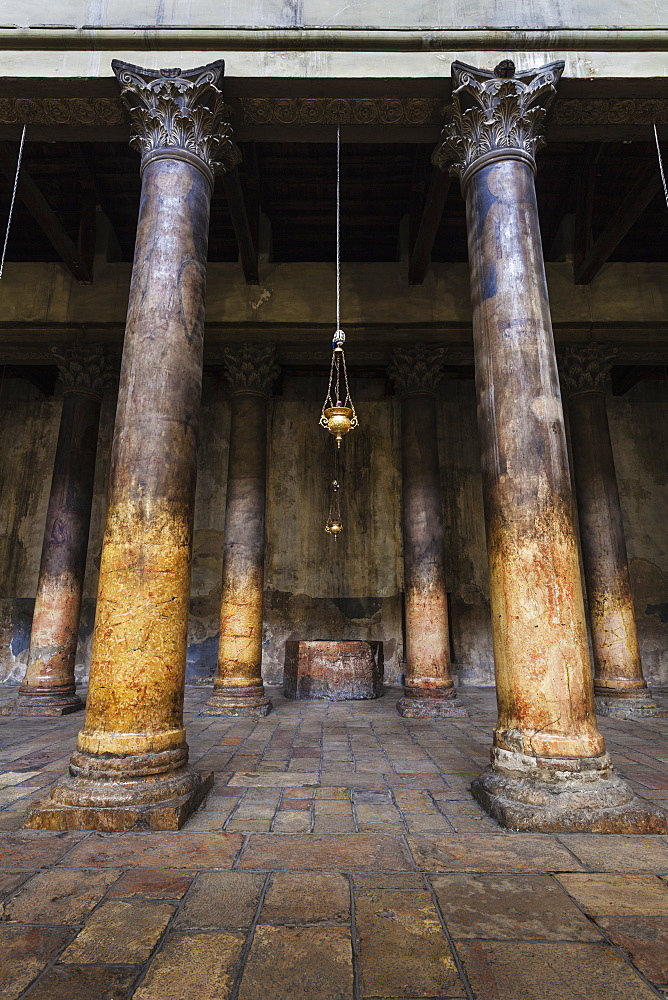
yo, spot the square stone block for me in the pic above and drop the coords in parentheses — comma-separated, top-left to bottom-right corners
(283, 641, 384, 700)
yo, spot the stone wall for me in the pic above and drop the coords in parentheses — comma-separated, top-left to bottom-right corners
(1, 370, 666, 689)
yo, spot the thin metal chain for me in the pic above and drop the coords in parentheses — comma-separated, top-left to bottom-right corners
(655, 124, 668, 212)
(336, 125, 341, 332)
(0, 125, 26, 282)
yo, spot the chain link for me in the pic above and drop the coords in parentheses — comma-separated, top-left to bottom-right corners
(0, 126, 26, 282)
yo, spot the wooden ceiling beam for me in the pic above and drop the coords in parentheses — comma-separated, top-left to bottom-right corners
(408, 166, 451, 285)
(574, 157, 662, 284)
(0, 145, 92, 284)
(222, 165, 260, 285)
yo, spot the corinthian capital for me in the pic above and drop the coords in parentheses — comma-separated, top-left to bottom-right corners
(223, 344, 280, 397)
(112, 60, 241, 180)
(433, 59, 564, 182)
(388, 345, 446, 396)
(51, 344, 116, 398)
(559, 344, 618, 398)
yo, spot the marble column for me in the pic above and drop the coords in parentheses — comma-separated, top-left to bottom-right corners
(202, 344, 278, 717)
(388, 345, 467, 718)
(15, 346, 113, 717)
(25, 61, 240, 831)
(433, 59, 666, 832)
(561, 344, 664, 718)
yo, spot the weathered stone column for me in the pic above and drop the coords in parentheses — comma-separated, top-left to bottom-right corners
(433, 59, 666, 832)
(202, 344, 278, 717)
(561, 344, 664, 719)
(15, 346, 112, 717)
(25, 61, 240, 831)
(388, 345, 467, 718)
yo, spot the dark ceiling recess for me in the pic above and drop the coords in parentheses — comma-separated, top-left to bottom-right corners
(0, 140, 665, 272)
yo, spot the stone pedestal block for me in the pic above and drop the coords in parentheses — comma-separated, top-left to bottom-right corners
(284, 641, 384, 700)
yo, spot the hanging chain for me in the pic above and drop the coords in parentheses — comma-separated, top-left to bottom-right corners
(654, 125, 668, 212)
(0, 125, 26, 282)
(336, 125, 341, 333)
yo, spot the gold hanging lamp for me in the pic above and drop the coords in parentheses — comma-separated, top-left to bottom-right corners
(319, 127, 358, 536)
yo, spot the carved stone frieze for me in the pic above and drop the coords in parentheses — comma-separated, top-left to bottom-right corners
(433, 59, 564, 179)
(111, 60, 240, 175)
(238, 97, 443, 126)
(223, 343, 280, 395)
(51, 344, 116, 397)
(552, 98, 668, 126)
(0, 97, 125, 126)
(388, 344, 446, 395)
(559, 343, 618, 397)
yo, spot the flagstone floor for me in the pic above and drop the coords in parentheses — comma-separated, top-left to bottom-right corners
(1, 684, 668, 999)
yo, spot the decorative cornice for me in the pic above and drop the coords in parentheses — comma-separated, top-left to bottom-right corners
(51, 344, 116, 397)
(387, 344, 446, 396)
(433, 59, 564, 182)
(559, 344, 618, 397)
(111, 60, 240, 179)
(223, 343, 280, 396)
(1, 96, 667, 131)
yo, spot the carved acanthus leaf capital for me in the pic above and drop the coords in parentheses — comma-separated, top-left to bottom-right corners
(51, 344, 116, 397)
(388, 345, 446, 396)
(559, 344, 618, 397)
(223, 344, 280, 396)
(112, 60, 241, 177)
(433, 59, 564, 181)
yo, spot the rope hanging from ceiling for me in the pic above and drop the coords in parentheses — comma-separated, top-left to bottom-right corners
(0, 125, 26, 282)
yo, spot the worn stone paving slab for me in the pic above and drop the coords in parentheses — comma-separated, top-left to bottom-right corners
(237, 925, 354, 1000)
(21, 963, 141, 1000)
(0, 831, 84, 868)
(108, 869, 196, 899)
(407, 835, 584, 873)
(430, 874, 603, 941)
(132, 931, 245, 1000)
(559, 834, 668, 872)
(238, 833, 414, 871)
(174, 871, 265, 930)
(596, 917, 668, 988)
(58, 831, 245, 869)
(355, 888, 464, 997)
(0, 870, 33, 900)
(0, 925, 72, 998)
(261, 872, 350, 924)
(0, 867, 120, 924)
(456, 940, 659, 999)
(557, 873, 668, 916)
(59, 900, 175, 964)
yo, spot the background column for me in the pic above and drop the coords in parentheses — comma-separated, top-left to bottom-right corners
(26, 61, 240, 831)
(15, 345, 113, 716)
(561, 343, 664, 718)
(389, 345, 467, 718)
(203, 343, 278, 717)
(434, 58, 666, 832)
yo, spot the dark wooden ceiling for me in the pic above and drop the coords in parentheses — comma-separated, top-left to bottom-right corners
(0, 138, 666, 269)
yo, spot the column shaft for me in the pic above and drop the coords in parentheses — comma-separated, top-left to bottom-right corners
(16, 389, 101, 715)
(203, 388, 271, 716)
(398, 391, 466, 717)
(566, 385, 662, 717)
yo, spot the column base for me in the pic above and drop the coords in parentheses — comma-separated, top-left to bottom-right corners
(472, 749, 668, 833)
(200, 686, 272, 717)
(23, 745, 213, 831)
(397, 693, 469, 718)
(5, 689, 84, 717)
(595, 688, 668, 719)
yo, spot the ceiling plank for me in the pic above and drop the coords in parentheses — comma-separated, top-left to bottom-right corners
(0, 145, 92, 284)
(408, 166, 451, 285)
(222, 166, 259, 285)
(573, 143, 603, 275)
(574, 158, 662, 284)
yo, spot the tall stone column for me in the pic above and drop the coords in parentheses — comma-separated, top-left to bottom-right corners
(25, 61, 240, 831)
(433, 59, 666, 832)
(15, 345, 113, 717)
(388, 345, 467, 718)
(560, 344, 664, 718)
(202, 344, 278, 717)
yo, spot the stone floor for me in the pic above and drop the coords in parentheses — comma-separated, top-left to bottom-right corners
(1, 685, 668, 999)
